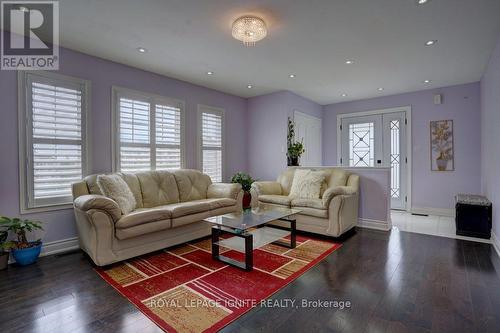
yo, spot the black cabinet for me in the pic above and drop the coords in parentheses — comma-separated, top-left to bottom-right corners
(455, 194, 492, 239)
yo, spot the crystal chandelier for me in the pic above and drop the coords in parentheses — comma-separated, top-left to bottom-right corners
(231, 16, 267, 46)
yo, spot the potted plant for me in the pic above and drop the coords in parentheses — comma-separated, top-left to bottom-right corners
(287, 117, 306, 166)
(231, 172, 256, 210)
(0, 228, 12, 270)
(0, 217, 43, 266)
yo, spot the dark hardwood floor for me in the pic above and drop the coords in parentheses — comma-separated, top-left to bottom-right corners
(1, 228, 500, 333)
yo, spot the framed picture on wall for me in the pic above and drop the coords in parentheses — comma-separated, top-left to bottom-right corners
(430, 120, 454, 171)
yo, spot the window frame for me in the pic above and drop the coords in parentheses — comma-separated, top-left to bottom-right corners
(111, 86, 186, 172)
(18, 71, 91, 213)
(197, 104, 226, 182)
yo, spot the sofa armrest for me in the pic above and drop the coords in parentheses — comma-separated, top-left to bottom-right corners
(207, 183, 242, 200)
(322, 186, 358, 207)
(251, 181, 282, 196)
(74, 194, 122, 221)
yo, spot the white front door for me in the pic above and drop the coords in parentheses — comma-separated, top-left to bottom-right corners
(294, 111, 322, 166)
(340, 111, 408, 210)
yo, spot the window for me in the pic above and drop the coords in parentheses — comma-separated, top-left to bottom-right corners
(198, 105, 224, 182)
(18, 72, 90, 211)
(113, 87, 185, 172)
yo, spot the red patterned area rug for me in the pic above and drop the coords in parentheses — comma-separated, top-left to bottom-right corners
(96, 234, 341, 333)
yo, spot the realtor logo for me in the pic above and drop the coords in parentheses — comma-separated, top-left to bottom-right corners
(1, 1, 59, 70)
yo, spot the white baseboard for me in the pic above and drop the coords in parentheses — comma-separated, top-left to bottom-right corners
(41, 237, 80, 257)
(8, 237, 80, 264)
(357, 218, 392, 231)
(492, 231, 500, 259)
(411, 207, 455, 217)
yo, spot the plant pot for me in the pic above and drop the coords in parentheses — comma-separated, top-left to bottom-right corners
(11, 243, 42, 266)
(287, 156, 299, 166)
(0, 252, 9, 270)
(242, 192, 251, 210)
(436, 158, 449, 171)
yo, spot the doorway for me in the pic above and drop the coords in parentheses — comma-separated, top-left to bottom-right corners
(337, 107, 411, 210)
(294, 111, 322, 166)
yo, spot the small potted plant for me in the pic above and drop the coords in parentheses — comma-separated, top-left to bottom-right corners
(0, 217, 43, 266)
(287, 117, 306, 166)
(0, 228, 12, 270)
(231, 172, 256, 209)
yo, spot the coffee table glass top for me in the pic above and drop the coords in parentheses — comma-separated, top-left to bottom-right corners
(204, 206, 301, 231)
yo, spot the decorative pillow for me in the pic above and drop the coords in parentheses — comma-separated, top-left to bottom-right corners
(97, 174, 136, 215)
(289, 169, 326, 199)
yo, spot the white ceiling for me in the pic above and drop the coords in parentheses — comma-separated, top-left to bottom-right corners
(54, 0, 500, 104)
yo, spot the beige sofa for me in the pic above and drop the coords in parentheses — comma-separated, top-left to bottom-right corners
(72, 169, 243, 266)
(250, 167, 359, 237)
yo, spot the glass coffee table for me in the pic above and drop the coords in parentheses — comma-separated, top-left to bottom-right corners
(204, 207, 300, 271)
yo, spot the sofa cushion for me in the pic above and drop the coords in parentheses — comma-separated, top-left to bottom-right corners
(119, 173, 143, 208)
(171, 205, 236, 229)
(116, 207, 172, 229)
(173, 169, 212, 202)
(84, 174, 103, 195)
(258, 195, 292, 207)
(277, 168, 296, 196)
(116, 220, 172, 240)
(293, 207, 328, 218)
(201, 198, 236, 210)
(289, 169, 326, 199)
(171, 211, 211, 228)
(136, 171, 180, 208)
(291, 198, 326, 209)
(158, 198, 234, 218)
(161, 201, 212, 218)
(97, 174, 136, 215)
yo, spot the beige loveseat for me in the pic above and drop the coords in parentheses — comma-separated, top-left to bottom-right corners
(250, 167, 359, 237)
(72, 169, 243, 266)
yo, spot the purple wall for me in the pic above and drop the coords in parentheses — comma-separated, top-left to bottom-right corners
(247, 91, 323, 180)
(0, 47, 248, 243)
(481, 37, 500, 237)
(323, 82, 482, 211)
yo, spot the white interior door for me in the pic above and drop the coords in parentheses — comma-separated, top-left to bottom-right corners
(294, 111, 322, 166)
(340, 111, 407, 210)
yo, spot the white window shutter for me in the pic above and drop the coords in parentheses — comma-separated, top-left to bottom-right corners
(30, 81, 85, 205)
(155, 104, 182, 170)
(200, 109, 223, 182)
(119, 98, 151, 172)
(115, 88, 184, 172)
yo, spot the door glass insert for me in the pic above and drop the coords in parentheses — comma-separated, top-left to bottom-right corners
(390, 120, 400, 198)
(348, 122, 375, 167)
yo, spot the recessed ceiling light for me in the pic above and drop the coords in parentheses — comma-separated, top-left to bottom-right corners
(289, 74, 296, 78)
(137, 47, 147, 53)
(425, 40, 437, 46)
(345, 60, 354, 65)
(18, 6, 29, 12)
(377, 87, 384, 91)
(341, 93, 348, 97)
(423, 79, 431, 84)
(207, 71, 214, 75)
(247, 85, 253, 89)
(416, 0, 429, 5)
